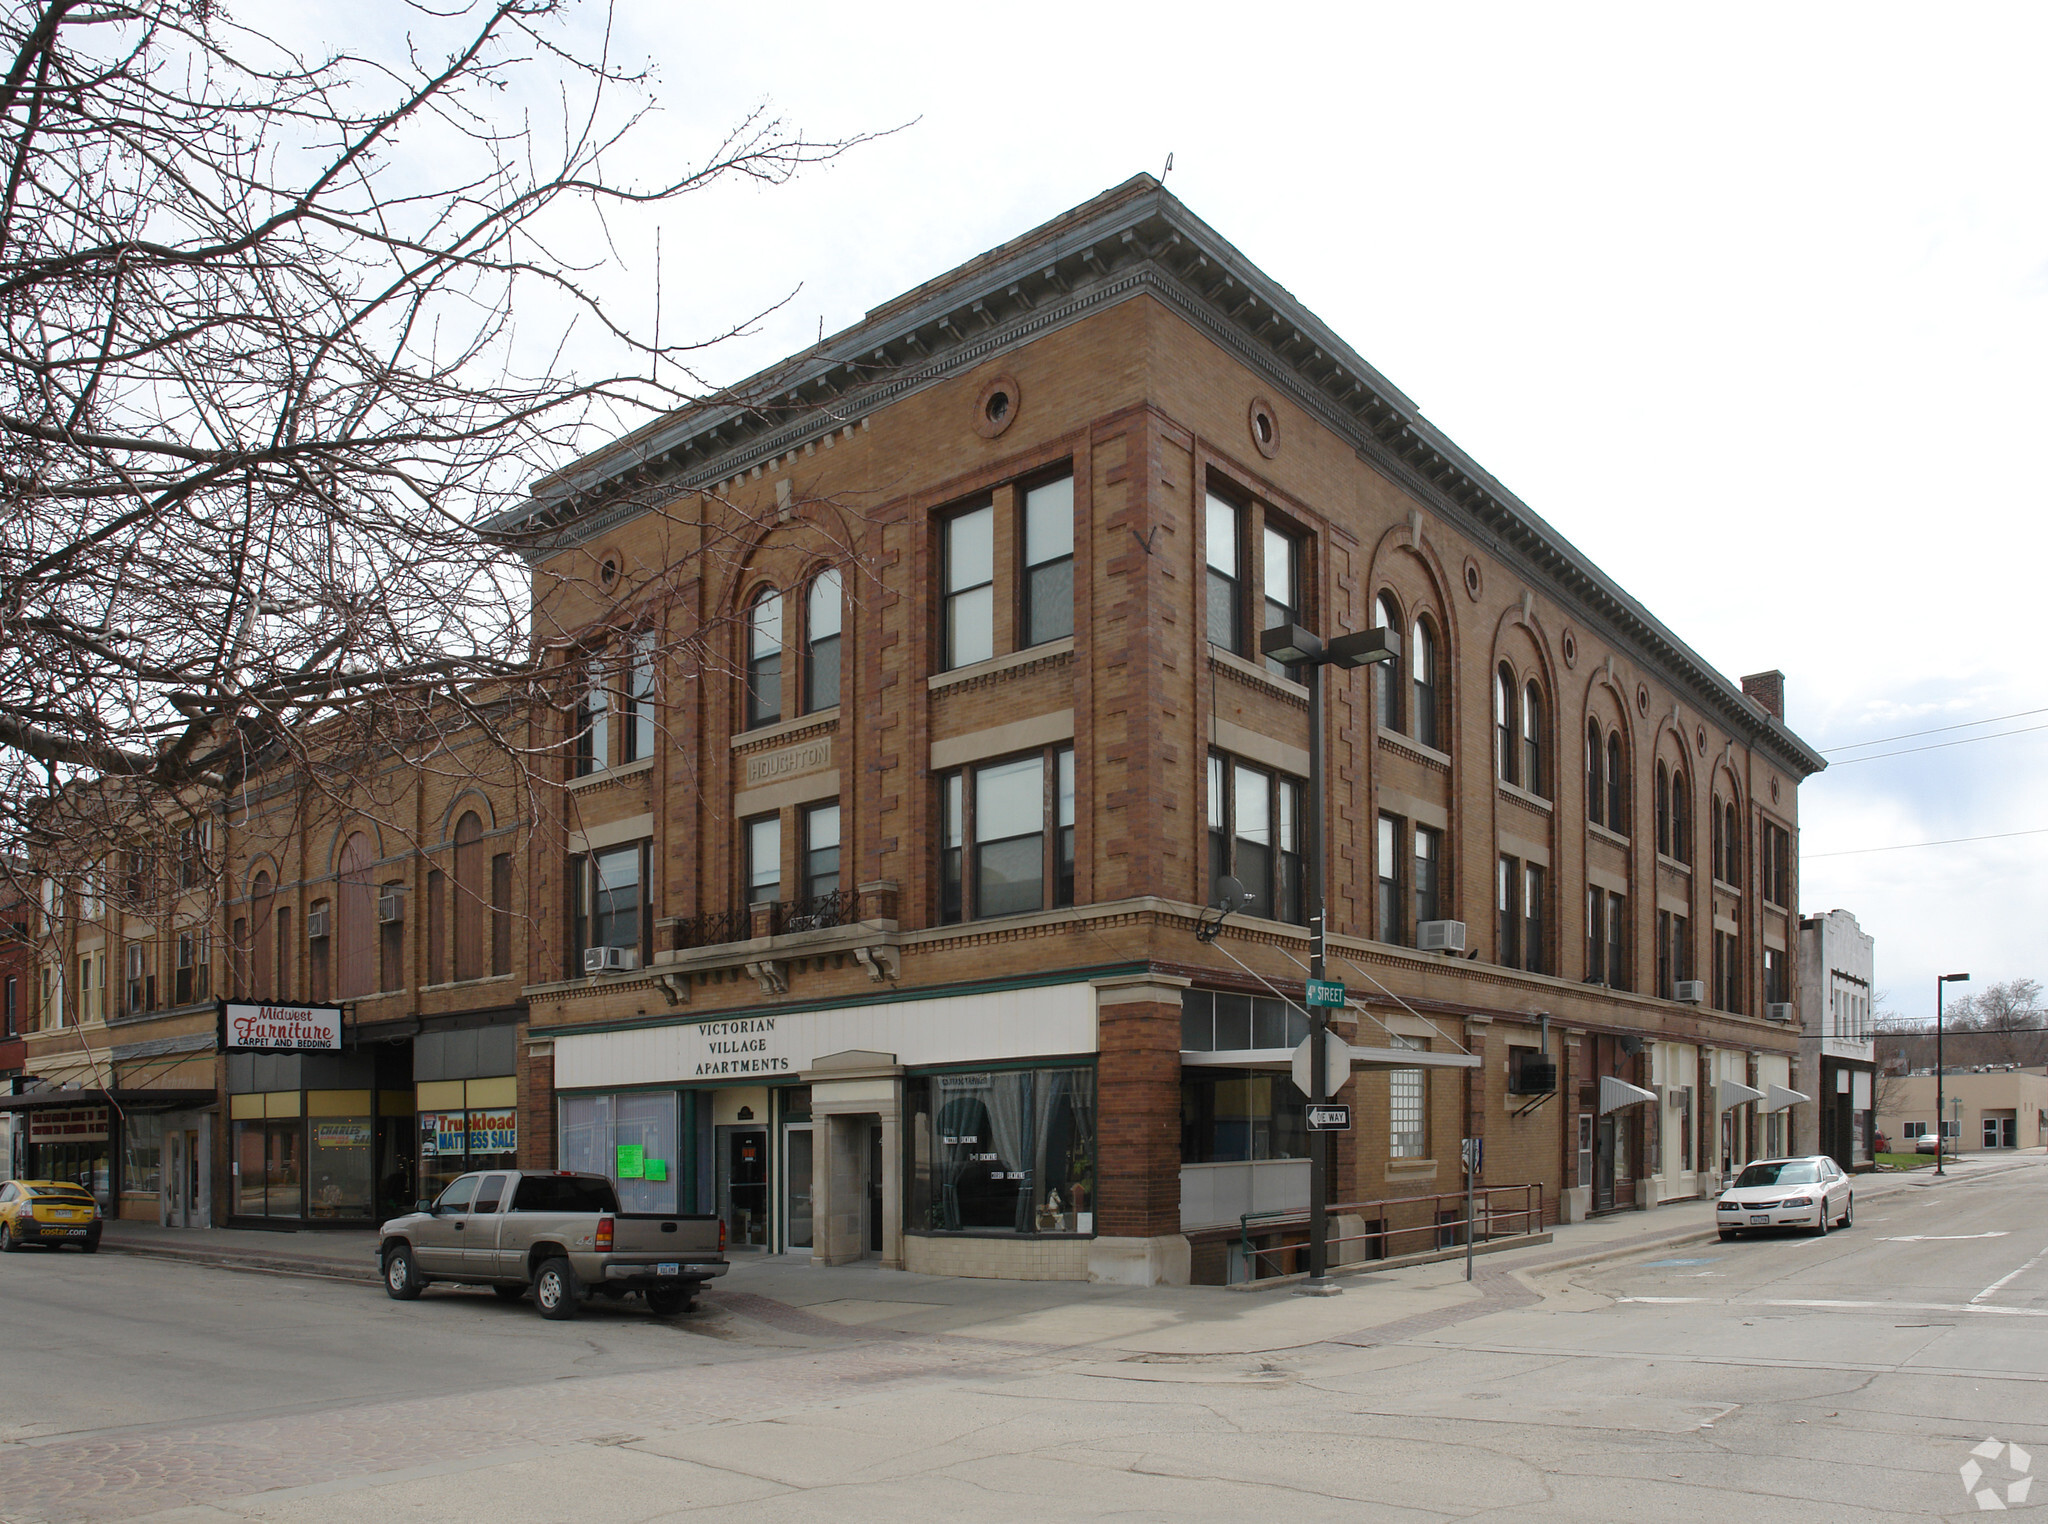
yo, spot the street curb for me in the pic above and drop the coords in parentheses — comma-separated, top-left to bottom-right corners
(103, 1241, 381, 1285)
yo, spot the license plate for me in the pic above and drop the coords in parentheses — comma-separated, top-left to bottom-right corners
(1749, 1215, 1770, 1225)
(657, 1262, 680, 1276)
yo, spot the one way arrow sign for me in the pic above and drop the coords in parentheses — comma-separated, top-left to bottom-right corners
(1306, 1105, 1351, 1131)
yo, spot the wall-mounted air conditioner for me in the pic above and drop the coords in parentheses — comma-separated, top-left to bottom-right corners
(1508, 1057, 1557, 1095)
(1765, 1002, 1794, 1023)
(1418, 920, 1467, 953)
(1673, 979, 1706, 1004)
(377, 887, 404, 924)
(584, 945, 638, 975)
(306, 906, 330, 939)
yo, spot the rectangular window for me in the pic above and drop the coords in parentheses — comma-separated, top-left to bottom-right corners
(1179, 989, 1308, 1055)
(1587, 887, 1605, 983)
(1413, 825, 1441, 932)
(745, 816, 781, 906)
(575, 659, 609, 775)
(1389, 1034, 1425, 1159)
(490, 854, 512, 977)
(939, 746, 1074, 924)
(621, 631, 656, 763)
(1376, 814, 1403, 944)
(1206, 754, 1305, 926)
(174, 929, 208, 1006)
(1764, 947, 1786, 1006)
(78, 955, 93, 1022)
(1761, 822, 1792, 907)
(802, 802, 841, 901)
(1180, 1068, 1307, 1163)
(804, 569, 842, 713)
(379, 882, 405, 992)
(4, 974, 15, 1035)
(427, 869, 447, 986)
(906, 1067, 1097, 1235)
(1022, 475, 1074, 647)
(230, 920, 248, 999)
(746, 592, 783, 730)
(1523, 864, 1545, 974)
(1207, 754, 1228, 906)
(309, 903, 330, 1003)
(1714, 929, 1741, 1013)
(1260, 523, 1299, 677)
(1497, 856, 1519, 968)
(1606, 891, 1626, 989)
(591, 844, 645, 954)
(943, 504, 995, 670)
(1204, 493, 1243, 653)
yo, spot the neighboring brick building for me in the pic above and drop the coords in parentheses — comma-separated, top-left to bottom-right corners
(496, 175, 1827, 1284)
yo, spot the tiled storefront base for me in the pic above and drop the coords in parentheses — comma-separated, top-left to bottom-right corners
(902, 1233, 1091, 1281)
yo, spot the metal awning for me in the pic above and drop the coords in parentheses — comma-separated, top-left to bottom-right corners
(0, 1088, 215, 1113)
(1599, 1075, 1658, 1114)
(1763, 1084, 1810, 1113)
(1717, 1080, 1765, 1110)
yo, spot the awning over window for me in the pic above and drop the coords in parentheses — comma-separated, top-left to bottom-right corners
(1717, 1080, 1766, 1110)
(1763, 1084, 1810, 1113)
(1598, 1075, 1658, 1115)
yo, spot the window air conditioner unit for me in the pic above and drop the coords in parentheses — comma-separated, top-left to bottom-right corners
(1508, 1057, 1557, 1095)
(306, 906, 330, 939)
(1765, 1002, 1794, 1023)
(1673, 980, 1706, 1005)
(584, 945, 638, 975)
(377, 887, 404, 924)
(1418, 919, 1467, 953)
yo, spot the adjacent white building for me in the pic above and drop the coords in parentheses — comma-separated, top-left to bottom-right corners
(1796, 909, 1876, 1169)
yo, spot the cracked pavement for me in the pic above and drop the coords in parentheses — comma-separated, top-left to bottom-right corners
(1, 1160, 2042, 1522)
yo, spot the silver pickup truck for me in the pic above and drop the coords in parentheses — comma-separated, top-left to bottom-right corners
(377, 1169, 726, 1320)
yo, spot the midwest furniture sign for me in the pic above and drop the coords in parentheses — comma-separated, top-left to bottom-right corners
(217, 1001, 344, 1053)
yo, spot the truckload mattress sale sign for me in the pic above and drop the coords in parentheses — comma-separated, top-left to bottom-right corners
(217, 1001, 344, 1052)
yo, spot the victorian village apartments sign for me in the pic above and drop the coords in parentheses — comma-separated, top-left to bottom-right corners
(217, 1000, 344, 1053)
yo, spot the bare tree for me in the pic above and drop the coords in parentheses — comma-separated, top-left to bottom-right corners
(0, 0, 882, 900)
(1943, 978, 2045, 1067)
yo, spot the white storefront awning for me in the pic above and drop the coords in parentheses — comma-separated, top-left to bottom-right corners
(1763, 1084, 1810, 1113)
(1717, 1080, 1766, 1110)
(1599, 1075, 1658, 1114)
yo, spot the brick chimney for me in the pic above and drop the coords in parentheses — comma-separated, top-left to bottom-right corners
(1741, 670, 1785, 720)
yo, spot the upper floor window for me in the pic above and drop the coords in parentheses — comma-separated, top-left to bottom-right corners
(1655, 761, 1670, 853)
(1761, 821, 1792, 907)
(1521, 680, 1545, 797)
(1376, 813, 1403, 944)
(1606, 732, 1625, 833)
(745, 815, 781, 906)
(452, 812, 487, 983)
(1415, 824, 1443, 930)
(620, 632, 655, 763)
(746, 589, 783, 730)
(574, 657, 608, 776)
(1670, 766, 1692, 864)
(1410, 616, 1439, 749)
(1496, 855, 1546, 973)
(1714, 797, 1741, 885)
(939, 745, 1075, 923)
(1494, 665, 1517, 785)
(804, 569, 842, 713)
(571, 841, 648, 972)
(1209, 753, 1303, 925)
(1260, 523, 1300, 677)
(1586, 721, 1605, 827)
(942, 502, 995, 670)
(1205, 494, 1243, 654)
(1375, 592, 1403, 732)
(1022, 475, 1074, 647)
(803, 802, 840, 901)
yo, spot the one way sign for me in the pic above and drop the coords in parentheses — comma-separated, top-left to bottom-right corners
(1306, 1105, 1352, 1131)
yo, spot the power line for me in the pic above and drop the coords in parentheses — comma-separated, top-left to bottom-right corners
(1805, 826, 2048, 859)
(1822, 720, 2048, 766)
(1821, 705, 2048, 754)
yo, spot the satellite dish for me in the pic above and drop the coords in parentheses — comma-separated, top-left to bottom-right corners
(1213, 875, 1250, 912)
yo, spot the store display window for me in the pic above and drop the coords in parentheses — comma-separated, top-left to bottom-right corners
(906, 1066, 1096, 1235)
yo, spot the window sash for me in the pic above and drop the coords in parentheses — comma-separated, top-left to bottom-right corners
(1260, 524, 1297, 676)
(745, 816, 781, 905)
(805, 570, 842, 712)
(621, 633, 656, 762)
(591, 845, 642, 952)
(1204, 494, 1242, 652)
(1410, 618, 1436, 748)
(1022, 477, 1074, 648)
(1376, 814, 1402, 944)
(747, 593, 782, 728)
(803, 803, 841, 899)
(944, 505, 995, 669)
(1375, 594, 1402, 732)
(1413, 826, 1441, 929)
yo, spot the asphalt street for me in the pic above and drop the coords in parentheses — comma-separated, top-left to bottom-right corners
(0, 1161, 2041, 1522)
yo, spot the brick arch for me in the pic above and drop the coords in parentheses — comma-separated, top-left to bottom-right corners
(1578, 671, 1636, 835)
(438, 789, 497, 844)
(333, 828, 377, 1000)
(1365, 522, 1460, 749)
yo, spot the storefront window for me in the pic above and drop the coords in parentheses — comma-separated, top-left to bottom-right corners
(558, 1091, 679, 1213)
(231, 1121, 301, 1217)
(907, 1067, 1096, 1235)
(124, 1114, 164, 1196)
(418, 1108, 518, 1199)
(1180, 1070, 1307, 1164)
(308, 1118, 374, 1219)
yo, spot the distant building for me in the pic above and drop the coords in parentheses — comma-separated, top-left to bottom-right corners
(1795, 909, 1875, 1170)
(1876, 1070, 2046, 1155)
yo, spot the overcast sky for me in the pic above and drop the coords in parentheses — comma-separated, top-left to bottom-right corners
(309, 2, 2047, 1021)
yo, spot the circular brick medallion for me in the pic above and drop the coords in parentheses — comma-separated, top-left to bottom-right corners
(1463, 558, 1483, 601)
(975, 374, 1020, 438)
(1249, 397, 1280, 458)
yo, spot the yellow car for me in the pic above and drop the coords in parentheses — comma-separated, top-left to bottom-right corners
(0, 1179, 102, 1252)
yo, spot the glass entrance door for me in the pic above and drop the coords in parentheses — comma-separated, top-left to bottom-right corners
(717, 1126, 768, 1248)
(782, 1123, 814, 1253)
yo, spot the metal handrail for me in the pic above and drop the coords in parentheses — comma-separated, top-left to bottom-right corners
(1238, 1183, 1544, 1279)
(671, 889, 862, 950)
(774, 889, 857, 935)
(672, 906, 752, 950)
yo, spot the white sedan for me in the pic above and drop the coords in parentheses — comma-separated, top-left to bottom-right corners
(1715, 1156, 1853, 1240)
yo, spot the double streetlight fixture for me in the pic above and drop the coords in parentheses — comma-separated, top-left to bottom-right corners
(1935, 971, 1970, 1176)
(1257, 619, 1401, 1294)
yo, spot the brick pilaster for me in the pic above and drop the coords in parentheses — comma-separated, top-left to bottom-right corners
(1093, 977, 1187, 1238)
(519, 1032, 555, 1171)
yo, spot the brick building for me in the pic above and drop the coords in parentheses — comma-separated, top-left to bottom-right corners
(495, 175, 1825, 1284)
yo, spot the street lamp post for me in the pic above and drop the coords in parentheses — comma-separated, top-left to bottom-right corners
(1935, 972, 1970, 1176)
(1259, 620, 1401, 1294)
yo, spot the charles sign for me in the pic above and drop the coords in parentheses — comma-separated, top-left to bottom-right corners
(217, 1000, 344, 1053)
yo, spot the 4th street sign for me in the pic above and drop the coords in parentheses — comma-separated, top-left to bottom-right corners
(1306, 1105, 1351, 1131)
(1305, 979, 1346, 1007)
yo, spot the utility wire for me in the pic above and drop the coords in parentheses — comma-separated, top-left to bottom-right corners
(1821, 705, 2048, 754)
(1821, 720, 2048, 766)
(1805, 826, 2048, 859)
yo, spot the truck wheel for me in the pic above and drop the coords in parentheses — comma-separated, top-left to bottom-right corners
(384, 1245, 425, 1300)
(492, 1283, 527, 1302)
(534, 1257, 580, 1320)
(645, 1284, 692, 1317)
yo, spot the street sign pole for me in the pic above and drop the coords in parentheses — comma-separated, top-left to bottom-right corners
(1303, 659, 1336, 1295)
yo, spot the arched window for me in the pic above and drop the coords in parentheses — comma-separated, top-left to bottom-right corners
(1522, 680, 1544, 797)
(1586, 720, 1605, 827)
(1375, 592, 1403, 732)
(335, 832, 375, 999)
(804, 569, 842, 713)
(1655, 761, 1670, 855)
(1723, 799, 1740, 883)
(1606, 732, 1625, 835)
(1671, 768, 1691, 864)
(453, 811, 485, 983)
(250, 871, 275, 1000)
(1411, 615, 1438, 749)
(1495, 664, 1517, 783)
(745, 588, 782, 730)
